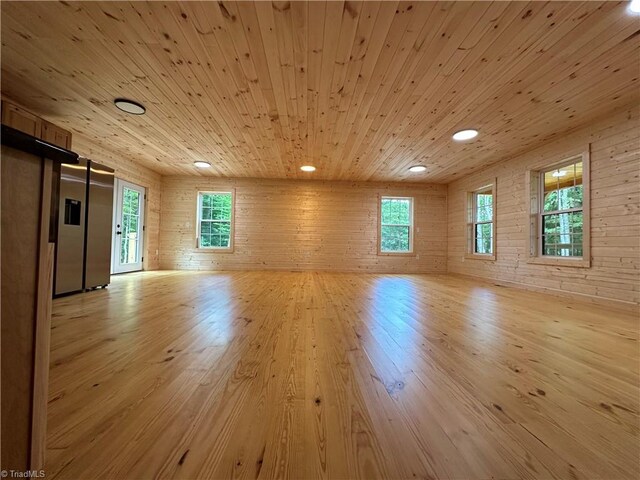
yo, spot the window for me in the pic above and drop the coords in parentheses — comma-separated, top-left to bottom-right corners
(379, 196, 414, 254)
(466, 182, 495, 259)
(120, 186, 142, 264)
(527, 150, 590, 267)
(541, 160, 583, 257)
(197, 191, 234, 250)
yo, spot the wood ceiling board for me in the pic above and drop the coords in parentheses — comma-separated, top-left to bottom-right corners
(361, 2, 626, 180)
(1, 1, 638, 182)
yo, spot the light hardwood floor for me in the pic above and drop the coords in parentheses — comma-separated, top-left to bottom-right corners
(47, 271, 639, 479)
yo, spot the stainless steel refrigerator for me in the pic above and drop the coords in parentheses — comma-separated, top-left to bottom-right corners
(54, 158, 114, 295)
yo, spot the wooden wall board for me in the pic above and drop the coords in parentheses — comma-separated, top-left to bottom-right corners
(159, 178, 447, 273)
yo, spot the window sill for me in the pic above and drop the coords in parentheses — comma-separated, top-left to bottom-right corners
(377, 251, 416, 257)
(527, 256, 590, 268)
(465, 253, 496, 261)
(196, 247, 234, 253)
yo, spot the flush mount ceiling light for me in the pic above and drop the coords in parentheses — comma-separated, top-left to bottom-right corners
(193, 161, 211, 168)
(452, 129, 479, 141)
(629, 0, 640, 14)
(552, 170, 567, 177)
(300, 165, 316, 172)
(114, 98, 146, 115)
(408, 165, 427, 173)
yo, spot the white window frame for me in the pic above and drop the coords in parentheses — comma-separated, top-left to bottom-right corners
(378, 195, 415, 255)
(465, 179, 496, 261)
(196, 190, 235, 252)
(526, 149, 590, 268)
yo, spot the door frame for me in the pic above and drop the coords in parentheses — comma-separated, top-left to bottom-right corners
(111, 178, 145, 274)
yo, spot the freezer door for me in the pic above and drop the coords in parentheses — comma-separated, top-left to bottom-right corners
(84, 161, 114, 289)
(55, 159, 87, 295)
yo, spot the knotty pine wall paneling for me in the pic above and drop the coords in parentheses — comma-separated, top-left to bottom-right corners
(160, 179, 447, 273)
(447, 107, 640, 309)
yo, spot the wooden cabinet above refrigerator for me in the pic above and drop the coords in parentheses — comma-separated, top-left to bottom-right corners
(1, 98, 72, 149)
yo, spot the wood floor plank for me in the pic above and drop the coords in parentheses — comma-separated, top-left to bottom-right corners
(47, 271, 639, 479)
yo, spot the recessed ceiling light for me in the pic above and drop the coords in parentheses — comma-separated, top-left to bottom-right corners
(300, 165, 316, 172)
(452, 129, 479, 141)
(194, 161, 211, 168)
(408, 165, 427, 173)
(552, 170, 567, 177)
(114, 98, 146, 115)
(629, 0, 640, 14)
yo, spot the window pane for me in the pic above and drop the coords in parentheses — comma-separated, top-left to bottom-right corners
(558, 185, 583, 210)
(543, 190, 558, 212)
(475, 223, 492, 238)
(477, 193, 493, 207)
(475, 236, 493, 254)
(544, 170, 559, 193)
(476, 192, 493, 223)
(543, 161, 583, 213)
(474, 192, 493, 222)
(211, 222, 231, 235)
(128, 215, 138, 236)
(201, 193, 232, 221)
(128, 189, 140, 216)
(543, 214, 559, 232)
(211, 234, 229, 248)
(381, 225, 410, 252)
(475, 236, 493, 255)
(573, 233, 583, 247)
(570, 211, 583, 233)
(553, 213, 570, 239)
(544, 232, 559, 245)
(381, 198, 411, 225)
(213, 194, 232, 221)
(476, 205, 493, 222)
(123, 188, 140, 216)
(542, 211, 583, 257)
(474, 222, 493, 254)
(120, 201, 140, 264)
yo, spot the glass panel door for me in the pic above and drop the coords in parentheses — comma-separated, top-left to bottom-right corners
(112, 179, 145, 274)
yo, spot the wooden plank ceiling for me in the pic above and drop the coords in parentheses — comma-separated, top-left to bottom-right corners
(1, 1, 639, 182)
